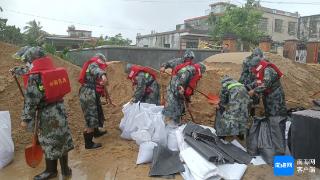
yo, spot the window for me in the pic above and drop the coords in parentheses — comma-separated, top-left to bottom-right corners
(186, 42, 197, 48)
(164, 44, 170, 48)
(143, 45, 148, 47)
(310, 21, 317, 34)
(259, 18, 268, 32)
(274, 19, 283, 33)
(288, 22, 296, 35)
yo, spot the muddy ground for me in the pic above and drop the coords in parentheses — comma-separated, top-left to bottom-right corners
(0, 42, 319, 179)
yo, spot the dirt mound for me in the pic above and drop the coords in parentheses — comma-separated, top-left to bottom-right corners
(204, 52, 320, 109)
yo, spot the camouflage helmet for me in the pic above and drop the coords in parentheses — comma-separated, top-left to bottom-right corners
(95, 53, 107, 62)
(125, 63, 132, 74)
(250, 56, 262, 67)
(220, 75, 233, 85)
(198, 62, 206, 74)
(252, 48, 263, 58)
(12, 46, 31, 60)
(21, 46, 46, 63)
(183, 50, 195, 60)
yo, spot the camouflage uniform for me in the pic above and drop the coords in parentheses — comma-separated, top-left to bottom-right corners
(251, 57, 287, 155)
(253, 67, 287, 117)
(132, 72, 160, 105)
(215, 77, 250, 136)
(161, 57, 184, 69)
(79, 62, 106, 128)
(162, 64, 205, 124)
(22, 74, 74, 159)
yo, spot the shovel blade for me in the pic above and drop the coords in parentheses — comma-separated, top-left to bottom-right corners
(25, 144, 43, 168)
(207, 93, 220, 105)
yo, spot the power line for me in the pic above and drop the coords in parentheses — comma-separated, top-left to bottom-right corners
(2, 8, 146, 31)
(260, 1, 320, 5)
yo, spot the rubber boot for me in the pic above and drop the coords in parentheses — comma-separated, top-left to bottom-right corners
(34, 159, 58, 180)
(93, 128, 107, 138)
(59, 154, 72, 178)
(83, 132, 102, 149)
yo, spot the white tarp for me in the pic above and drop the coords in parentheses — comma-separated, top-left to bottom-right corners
(180, 147, 221, 180)
(217, 163, 247, 180)
(0, 111, 14, 169)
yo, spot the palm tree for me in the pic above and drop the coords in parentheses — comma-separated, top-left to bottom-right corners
(23, 20, 47, 45)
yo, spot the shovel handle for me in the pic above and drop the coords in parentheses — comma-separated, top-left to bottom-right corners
(31, 109, 41, 147)
(14, 75, 24, 98)
(162, 71, 214, 100)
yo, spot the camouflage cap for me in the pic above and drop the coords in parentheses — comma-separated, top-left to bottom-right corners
(95, 53, 107, 62)
(12, 46, 31, 60)
(21, 46, 46, 63)
(184, 49, 195, 60)
(252, 48, 263, 58)
(125, 63, 132, 74)
(250, 56, 262, 67)
(220, 75, 233, 84)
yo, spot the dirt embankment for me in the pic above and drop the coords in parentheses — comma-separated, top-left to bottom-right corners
(0, 42, 318, 179)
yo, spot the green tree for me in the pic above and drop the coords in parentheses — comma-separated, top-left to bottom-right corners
(208, 0, 264, 49)
(105, 33, 132, 46)
(23, 20, 47, 45)
(0, 18, 24, 44)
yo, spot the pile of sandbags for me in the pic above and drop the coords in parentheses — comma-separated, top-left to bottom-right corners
(0, 111, 14, 169)
(119, 102, 167, 164)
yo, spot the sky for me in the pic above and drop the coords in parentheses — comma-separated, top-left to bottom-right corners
(1, 0, 320, 44)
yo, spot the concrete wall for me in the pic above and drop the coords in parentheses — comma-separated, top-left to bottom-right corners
(66, 46, 220, 69)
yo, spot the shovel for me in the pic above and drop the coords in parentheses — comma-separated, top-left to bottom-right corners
(162, 71, 219, 104)
(11, 70, 43, 167)
(25, 110, 43, 168)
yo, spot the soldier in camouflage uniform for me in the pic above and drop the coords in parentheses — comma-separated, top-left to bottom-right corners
(239, 48, 264, 116)
(162, 62, 206, 126)
(215, 75, 250, 139)
(11, 47, 74, 180)
(125, 64, 160, 105)
(79, 53, 108, 149)
(160, 50, 195, 73)
(248, 56, 287, 155)
(248, 56, 287, 117)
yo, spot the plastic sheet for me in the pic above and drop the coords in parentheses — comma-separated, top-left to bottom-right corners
(149, 146, 184, 176)
(217, 163, 247, 180)
(0, 111, 14, 169)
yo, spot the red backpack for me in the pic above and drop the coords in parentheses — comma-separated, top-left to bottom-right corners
(23, 57, 71, 103)
(78, 57, 107, 96)
(184, 64, 202, 97)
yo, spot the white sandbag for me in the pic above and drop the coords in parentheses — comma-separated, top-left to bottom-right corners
(131, 130, 152, 145)
(150, 113, 167, 146)
(180, 147, 220, 180)
(120, 103, 148, 139)
(119, 102, 131, 131)
(136, 141, 158, 164)
(0, 111, 14, 169)
(217, 163, 247, 180)
(166, 126, 179, 151)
